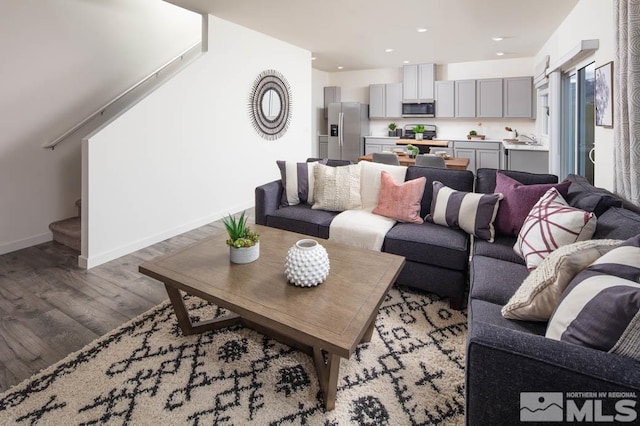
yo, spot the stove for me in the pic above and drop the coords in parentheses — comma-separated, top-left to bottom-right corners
(403, 124, 437, 140)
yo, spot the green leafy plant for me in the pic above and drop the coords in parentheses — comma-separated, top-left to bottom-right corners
(388, 122, 397, 131)
(406, 144, 419, 157)
(469, 130, 477, 136)
(413, 124, 425, 134)
(222, 211, 259, 248)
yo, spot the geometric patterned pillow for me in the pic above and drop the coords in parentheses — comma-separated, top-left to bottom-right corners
(514, 187, 597, 270)
(277, 160, 322, 207)
(546, 234, 640, 360)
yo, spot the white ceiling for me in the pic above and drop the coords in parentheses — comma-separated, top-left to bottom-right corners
(166, 0, 579, 72)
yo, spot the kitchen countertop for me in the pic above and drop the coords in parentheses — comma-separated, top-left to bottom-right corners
(364, 136, 399, 139)
(396, 139, 450, 147)
(502, 141, 549, 151)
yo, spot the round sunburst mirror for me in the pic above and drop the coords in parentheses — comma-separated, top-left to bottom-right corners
(248, 70, 292, 140)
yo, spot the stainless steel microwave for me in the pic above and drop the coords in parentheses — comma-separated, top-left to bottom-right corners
(402, 101, 435, 118)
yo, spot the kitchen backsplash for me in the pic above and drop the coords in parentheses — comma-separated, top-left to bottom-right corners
(368, 118, 537, 141)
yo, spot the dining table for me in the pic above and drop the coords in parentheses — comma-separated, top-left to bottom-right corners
(357, 153, 470, 171)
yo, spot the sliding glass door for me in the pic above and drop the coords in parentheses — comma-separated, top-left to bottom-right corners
(561, 62, 595, 183)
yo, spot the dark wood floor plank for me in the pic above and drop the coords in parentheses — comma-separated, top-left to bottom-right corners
(0, 213, 252, 393)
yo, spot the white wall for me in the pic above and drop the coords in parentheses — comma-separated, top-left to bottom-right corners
(0, 0, 200, 254)
(535, 0, 615, 189)
(323, 59, 536, 141)
(81, 15, 312, 268)
(312, 68, 330, 152)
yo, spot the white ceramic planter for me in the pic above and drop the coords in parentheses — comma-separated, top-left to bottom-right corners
(284, 239, 330, 287)
(229, 242, 259, 264)
(415, 132, 424, 141)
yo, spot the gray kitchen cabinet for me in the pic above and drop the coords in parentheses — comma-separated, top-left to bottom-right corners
(369, 84, 386, 118)
(323, 86, 341, 118)
(504, 77, 533, 118)
(365, 136, 398, 155)
(476, 78, 503, 118)
(403, 63, 435, 101)
(455, 80, 476, 118)
(369, 83, 402, 119)
(453, 140, 502, 174)
(319, 135, 328, 158)
(505, 149, 549, 173)
(435, 81, 455, 118)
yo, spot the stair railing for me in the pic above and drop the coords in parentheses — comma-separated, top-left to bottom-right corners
(43, 41, 202, 150)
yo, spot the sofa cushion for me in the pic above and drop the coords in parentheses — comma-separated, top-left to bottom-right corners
(384, 222, 469, 271)
(473, 236, 523, 264)
(546, 235, 640, 359)
(515, 188, 597, 270)
(470, 299, 547, 336)
(277, 160, 322, 206)
(372, 171, 425, 223)
(593, 207, 640, 239)
(359, 161, 407, 209)
(494, 171, 571, 236)
(426, 181, 502, 242)
(405, 166, 474, 218)
(470, 255, 529, 305)
(566, 173, 627, 216)
(312, 163, 362, 211)
(475, 168, 558, 194)
(502, 239, 622, 321)
(266, 204, 338, 239)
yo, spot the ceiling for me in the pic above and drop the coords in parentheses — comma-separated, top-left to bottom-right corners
(166, 0, 579, 72)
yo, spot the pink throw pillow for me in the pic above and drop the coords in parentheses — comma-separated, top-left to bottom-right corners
(373, 171, 426, 223)
(494, 172, 570, 236)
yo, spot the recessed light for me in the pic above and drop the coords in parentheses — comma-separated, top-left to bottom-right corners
(492, 37, 504, 41)
(403, 60, 409, 64)
(385, 48, 393, 53)
(337, 66, 344, 70)
(417, 28, 427, 33)
(496, 52, 505, 56)
(311, 56, 316, 61)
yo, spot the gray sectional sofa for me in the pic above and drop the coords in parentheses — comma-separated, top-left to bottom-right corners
(467, 169, 640, 425)
(255, 160, 475, 309)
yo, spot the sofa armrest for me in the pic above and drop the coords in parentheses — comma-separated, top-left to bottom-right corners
(466, 321, 640, 425)
(255, 180, 283, 225)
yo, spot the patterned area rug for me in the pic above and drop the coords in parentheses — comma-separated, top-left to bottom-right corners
(0, 287, 467, 425)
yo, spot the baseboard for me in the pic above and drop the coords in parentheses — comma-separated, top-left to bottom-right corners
(79, 202, 253, 269)
(0, 232, 53, 255)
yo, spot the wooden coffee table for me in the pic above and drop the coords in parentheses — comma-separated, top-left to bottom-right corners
(139, 225, 405, 410)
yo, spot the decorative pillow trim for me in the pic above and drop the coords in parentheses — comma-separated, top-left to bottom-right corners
(426, 181, 503, 242)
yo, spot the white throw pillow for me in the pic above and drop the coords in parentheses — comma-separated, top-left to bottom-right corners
(514, 188, 597, 270)
(312, 163, 362, 211)
(502, 239, 622, 321)
(358, 161, 407, 209)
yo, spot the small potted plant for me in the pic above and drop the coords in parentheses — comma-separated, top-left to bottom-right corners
(388, 122, 397, 137)
(467, 130, 485, 140)
(406, 144, 419, 158)
(413, 124, 425, 140)
(222, 211, 260, 264)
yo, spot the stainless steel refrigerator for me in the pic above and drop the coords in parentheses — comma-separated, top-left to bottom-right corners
(328, 102, 369, 162)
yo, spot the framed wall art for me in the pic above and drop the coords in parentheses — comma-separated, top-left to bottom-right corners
(595, 61, 613, 127)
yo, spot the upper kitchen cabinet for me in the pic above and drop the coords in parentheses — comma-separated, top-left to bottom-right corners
(455, 80, 476, 118)
(369, 83, 402, 119)
(503, 77, 534, 118)
(476, 78, 503, 118)
(435, 81, 455, 118)
(403, 63, 435, 101)
(323, 86, 341, 118)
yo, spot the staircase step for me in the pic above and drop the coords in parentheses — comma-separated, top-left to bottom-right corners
(49, 217, 81, 252)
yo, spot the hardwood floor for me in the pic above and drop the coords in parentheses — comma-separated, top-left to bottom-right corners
(0, 219, 235, 393)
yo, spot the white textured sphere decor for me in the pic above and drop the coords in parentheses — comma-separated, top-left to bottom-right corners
(284, 239, 330, 287)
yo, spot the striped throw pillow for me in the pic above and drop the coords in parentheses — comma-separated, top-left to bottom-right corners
(277, 161, 322, 207)
(514, 188, 597, 270)
(546, 234, 640, 360)
(426, 181, 503, 242)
